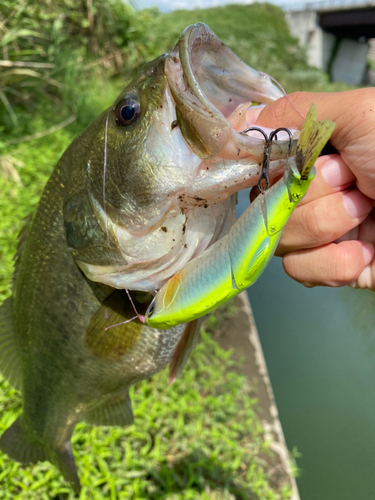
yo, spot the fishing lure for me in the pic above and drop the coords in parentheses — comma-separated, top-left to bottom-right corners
(145, 104, 335, 329)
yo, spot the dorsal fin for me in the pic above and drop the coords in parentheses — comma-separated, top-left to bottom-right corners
(13, 212, 33, 284)
(0, 214, 33, 390)
(0, 297, 22, 390)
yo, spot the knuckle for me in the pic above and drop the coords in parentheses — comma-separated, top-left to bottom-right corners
(333, 247, 359, 283)
(272, 93, 306, 122)
(272, 96, 290, 122)
(303, 203, 326, 241)
(290, 91, 308, 102)
(282, 253, 304, 281)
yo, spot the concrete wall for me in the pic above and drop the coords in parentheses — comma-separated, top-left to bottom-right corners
(286, 10, 321, 67)
(285, 9, 369, 85)
(331, 38, 369, 84)
(321, 31, 337, 71)
(286, 10, 336, 70)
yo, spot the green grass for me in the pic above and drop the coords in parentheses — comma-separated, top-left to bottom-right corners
(0, 129, 73, 301)
(0, 330, 293, 500)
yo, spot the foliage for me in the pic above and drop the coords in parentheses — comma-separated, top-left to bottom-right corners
(0, 330, 293, 499)
(148, 3, 350, 94)
(0, 0, 156, 133)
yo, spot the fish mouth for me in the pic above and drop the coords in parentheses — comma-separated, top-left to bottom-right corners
(166, 23, 295, 161)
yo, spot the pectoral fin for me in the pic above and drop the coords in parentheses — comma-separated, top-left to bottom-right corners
(84, 392, 134, 427)
(0, 297, 22, 390)
(169, 319, 201, 384)
(84, 290, 144, 361)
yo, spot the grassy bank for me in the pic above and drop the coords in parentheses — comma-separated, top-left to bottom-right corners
(0, 328, 294, 499)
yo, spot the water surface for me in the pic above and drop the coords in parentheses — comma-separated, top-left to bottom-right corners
(237, 189, 375, 500)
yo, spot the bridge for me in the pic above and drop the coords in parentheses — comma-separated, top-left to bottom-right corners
(284, 0, 375, 85)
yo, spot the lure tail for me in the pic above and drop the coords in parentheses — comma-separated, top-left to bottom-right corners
(296, 104, 335, 180)
(0, 416, 81, 494)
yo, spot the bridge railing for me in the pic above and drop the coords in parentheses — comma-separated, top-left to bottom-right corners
(282, 0, 375, 12)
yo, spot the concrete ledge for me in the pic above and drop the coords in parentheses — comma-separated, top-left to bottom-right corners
(213, 292, 300, 500)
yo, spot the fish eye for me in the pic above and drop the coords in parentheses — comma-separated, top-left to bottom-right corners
(114, 96, 140, 127)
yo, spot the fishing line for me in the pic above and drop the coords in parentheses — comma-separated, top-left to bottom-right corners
(259, 72, 305, 120)
(102, 110, 145, 327)
(105, 316, 138, 331)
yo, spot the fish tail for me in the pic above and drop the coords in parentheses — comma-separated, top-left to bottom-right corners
(0, 416, 81, 494)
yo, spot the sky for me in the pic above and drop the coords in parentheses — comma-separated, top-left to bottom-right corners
(132, 0, 290, 13)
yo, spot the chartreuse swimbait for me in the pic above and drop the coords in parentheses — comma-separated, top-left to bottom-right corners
(146, 105, 335, 329)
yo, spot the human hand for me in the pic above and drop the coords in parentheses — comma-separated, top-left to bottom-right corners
(247, 89, 375, 290)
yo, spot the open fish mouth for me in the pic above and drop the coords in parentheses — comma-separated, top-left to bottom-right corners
(166, 23, 295, 161)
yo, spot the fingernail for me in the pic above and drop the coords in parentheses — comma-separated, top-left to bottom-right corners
(321, 159, 345, 188)
(342, 191, 372, 219)
(362, 243, 374, 266)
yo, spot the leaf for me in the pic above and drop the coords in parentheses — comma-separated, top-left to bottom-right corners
(0, 69, 62, 88)
(0, 29, 48, 48)
(296, 104, 335, 180)
(0, 89, 18, 126)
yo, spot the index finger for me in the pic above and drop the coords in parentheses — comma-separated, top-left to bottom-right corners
(253, 89, 371, 150)
(247, 89, 375, 199)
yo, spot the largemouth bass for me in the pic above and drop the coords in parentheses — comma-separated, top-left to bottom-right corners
(0, 24, 333, 493)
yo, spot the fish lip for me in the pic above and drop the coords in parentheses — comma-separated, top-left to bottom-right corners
(173, 23, 283, 113)
(165, 23, 288, 159)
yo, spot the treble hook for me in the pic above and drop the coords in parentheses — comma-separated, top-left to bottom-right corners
(241, 126, 271, 193)
(241, 126, 293, 196)
(269, 127, 293, 157)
